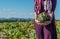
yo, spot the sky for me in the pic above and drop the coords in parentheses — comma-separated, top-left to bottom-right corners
(0, 0, 60, 20)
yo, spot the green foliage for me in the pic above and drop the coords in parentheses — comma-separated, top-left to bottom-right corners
(0, 21, 35, 39)
(56, 21, 60, 39)
(0, 20, 60, 39)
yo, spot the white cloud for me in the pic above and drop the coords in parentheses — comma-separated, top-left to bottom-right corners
(0, 8, 34, 18)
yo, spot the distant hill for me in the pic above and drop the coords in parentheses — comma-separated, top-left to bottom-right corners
(0, 18, 34, 22)
(0, 17, 59, 22)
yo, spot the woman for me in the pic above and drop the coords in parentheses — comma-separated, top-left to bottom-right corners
(34, 0, 57, 39)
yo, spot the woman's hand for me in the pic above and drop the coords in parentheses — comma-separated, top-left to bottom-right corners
(43, 11, 53, 26)
(44, 21, 51, 25)
(35, 19, 51, 26)
(34, 12, 52, 26)
(48, 11, 53, 21)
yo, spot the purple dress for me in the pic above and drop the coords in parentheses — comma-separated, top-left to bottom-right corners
(34, 0, 57, 39)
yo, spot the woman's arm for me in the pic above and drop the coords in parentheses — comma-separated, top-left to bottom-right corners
(34, 12, 44, 25)
(34, 12, 53, 26)
(34, 12, 39, 23)
(48, 11, 53, 21)
(34, 12, 48, 25)
(44, 11, 54, 25)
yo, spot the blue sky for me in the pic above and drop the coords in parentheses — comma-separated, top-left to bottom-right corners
(0, 0, 60, 20)
(55, 0, 60, 20)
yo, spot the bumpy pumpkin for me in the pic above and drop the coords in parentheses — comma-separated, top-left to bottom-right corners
(37, 12, 50, 23)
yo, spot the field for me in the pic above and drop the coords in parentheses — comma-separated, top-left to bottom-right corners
(0, 20, 60, 39)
